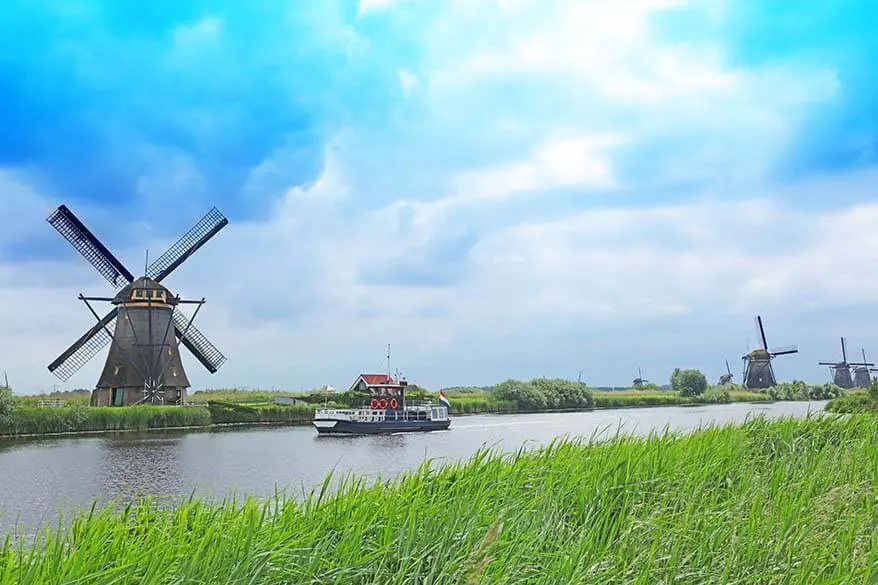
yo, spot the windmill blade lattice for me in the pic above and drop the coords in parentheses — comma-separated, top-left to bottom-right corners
(173, 311, 227, 373)
(47, 206, 134, 288)
(48, 309, 118, 381)
(147, 208, 228, 282)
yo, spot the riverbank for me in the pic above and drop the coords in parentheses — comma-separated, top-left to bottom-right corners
(2, 413, 874, 582)
(2, 377, 844, 438)
(0, 392, 775, 438)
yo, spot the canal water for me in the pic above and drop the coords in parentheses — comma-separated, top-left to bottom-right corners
(0, 401, 826, 535)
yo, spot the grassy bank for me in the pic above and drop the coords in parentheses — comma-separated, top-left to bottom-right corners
(826, 381, 878, 413)
(1, 379, 834, 438)
(2, 414, 876, 583)
(0, 405, 211, 435)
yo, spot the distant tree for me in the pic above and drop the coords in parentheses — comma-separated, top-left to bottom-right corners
(403, 384, 428, 400)
(673, 369, 708, 397)
(0, 386, 14, 418)
(489, 379, 548, 410)
(870, 379, 878, 402)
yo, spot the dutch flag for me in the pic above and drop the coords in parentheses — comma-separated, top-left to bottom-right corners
(438, 389, 452, 411)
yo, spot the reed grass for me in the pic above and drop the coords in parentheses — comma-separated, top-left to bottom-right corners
(826, 391, 876, 413)
(2, 414, 876, 583)
(0, 405, 211, 435)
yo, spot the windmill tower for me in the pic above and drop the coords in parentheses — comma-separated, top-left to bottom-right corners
(741, 315, 798, 389)
(852, 348, 877, 389)
(632, 367, 647, 388)
(816, 337, 870, 389)
(718, 359, 733, 385)
(46, 205, 229, 406)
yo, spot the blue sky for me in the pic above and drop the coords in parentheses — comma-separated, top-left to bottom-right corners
(1, 0, 877, 393)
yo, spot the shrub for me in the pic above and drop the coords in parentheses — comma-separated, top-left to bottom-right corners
(0, 386, 14, 418)
(672, 369, 708, 397)
(490, 379, 548, 411)
(699, 386, 731, 403)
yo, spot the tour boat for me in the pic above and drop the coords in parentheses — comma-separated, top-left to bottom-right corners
(312, 371, 451, 435)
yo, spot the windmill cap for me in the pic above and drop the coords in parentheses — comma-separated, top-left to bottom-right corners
(113, 277, 176, 305)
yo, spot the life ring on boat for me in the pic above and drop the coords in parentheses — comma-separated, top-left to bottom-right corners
(370, 399, 379, 409)
(378, 398, 388, 409)
(389, 398, 398, 409)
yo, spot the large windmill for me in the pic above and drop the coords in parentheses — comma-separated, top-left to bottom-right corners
(741, 316, 798, 390)
(718, 359, 733, 385)
(817, 337, 871, 389)
(852, 348, 877, 389)
(47, 204, 229, 407)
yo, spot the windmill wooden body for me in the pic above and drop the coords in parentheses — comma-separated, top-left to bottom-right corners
(47, 205, 229, 406)
(851, 348, 877, 389)
(741, 316, 798, 390)
(817, 337, 870, 389)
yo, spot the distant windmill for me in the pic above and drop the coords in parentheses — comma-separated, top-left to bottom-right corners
(718, 359, 733, 385)
(632, 367, 647, 388)
(742, 316, 798, 390)
(852, 348, 878, 389)
(817, 337, 871, 389)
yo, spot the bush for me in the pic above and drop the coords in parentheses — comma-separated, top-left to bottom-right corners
(699, 386, 731, 403)
(490, 379, 548, 410)
(766, 381, 840, 401)
(870, 379, 878, 402)
(672, 369, 708, 397)
(0, 386, 14, 418)
(488, 378, 593, 411)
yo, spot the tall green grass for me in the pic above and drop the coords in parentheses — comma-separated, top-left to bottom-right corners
(206, 401, 316, 425)
(0, 405, 211, 435)
(2, 414, 876, 583)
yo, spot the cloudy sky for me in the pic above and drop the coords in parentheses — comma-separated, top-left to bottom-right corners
(1, 0, 877, 394)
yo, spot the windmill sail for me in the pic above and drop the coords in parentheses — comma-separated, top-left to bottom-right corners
(147, 207, 229, 282)
(47, 206, 134, 287)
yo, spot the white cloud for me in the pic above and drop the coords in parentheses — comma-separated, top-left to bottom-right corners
(172, 16, 222, 48)
(397, 69, 418, 96)
(451, 135, 622, 201)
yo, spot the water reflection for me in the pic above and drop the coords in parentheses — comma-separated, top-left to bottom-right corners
(95, 436, 187, 505)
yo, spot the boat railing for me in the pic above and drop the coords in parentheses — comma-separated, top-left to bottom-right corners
(314, 405, 449, 421)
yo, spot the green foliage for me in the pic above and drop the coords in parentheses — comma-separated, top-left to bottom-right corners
(593, 391, 690, 408)
(0, 405, 211, 435)
(3, 416, 878, 582)
(489, 378, 594, 411)
(766, 381, 841, 401)
(671, 368, 708, 397)
(670, 368, 681, 391)
(825, 392, 875, 413)
(870, 379, 878, 402)
(189, 388, 307, 404)
(0, 386, 14, 418)
(699, 386, 731, 404)
(206, 401, 317, 425)
(13, 389, 91, 407)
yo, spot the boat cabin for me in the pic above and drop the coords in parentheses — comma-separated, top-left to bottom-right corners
(348, 373, 409, 398)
